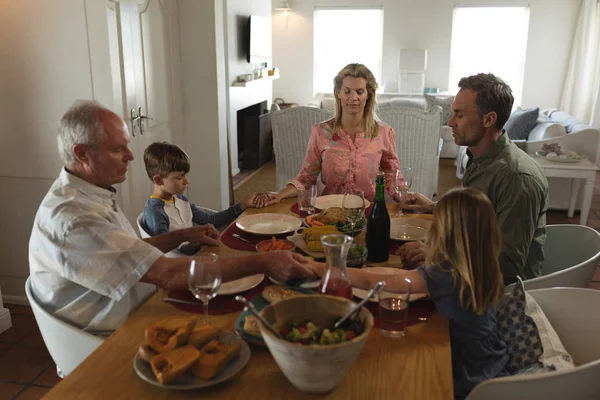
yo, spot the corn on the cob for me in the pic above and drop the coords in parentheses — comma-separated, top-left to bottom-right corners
(307, 240, 324, 252)
(302, 225, 338, 242)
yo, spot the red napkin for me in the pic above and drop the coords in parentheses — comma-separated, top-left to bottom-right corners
(220, 223, 290, 251)
(166, 282, 267, 315)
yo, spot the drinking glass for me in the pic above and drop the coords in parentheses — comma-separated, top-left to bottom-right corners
(342, 190, 366, 233)
(189, 253, 221, 324)
(394, 167, 412, 216)
(297, 184, 317, 215)
(378, 278, 412, 338)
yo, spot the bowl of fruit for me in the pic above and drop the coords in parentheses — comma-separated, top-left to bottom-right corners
(346, 244, 368, 268)
(259, 294, 373, 394)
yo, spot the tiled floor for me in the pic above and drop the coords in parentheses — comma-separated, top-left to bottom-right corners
(1, 160, 599, 397)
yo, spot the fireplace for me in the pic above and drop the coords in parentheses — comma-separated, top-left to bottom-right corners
(236, 100, 273, 170)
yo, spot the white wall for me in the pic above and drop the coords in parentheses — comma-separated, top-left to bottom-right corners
(272, 0, 581, 109)
(225, 0, 273, 175)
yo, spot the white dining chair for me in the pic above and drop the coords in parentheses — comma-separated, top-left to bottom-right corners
(467, 287, 600, 400)
(25, 276, 104, 377)
(506, 224, 600, 292)
(271, 106, 334, 191)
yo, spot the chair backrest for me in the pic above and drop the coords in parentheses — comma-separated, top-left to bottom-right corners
(377, 106, 442, 199)
(271, 106, 334, 191)
(506, 224, 600, 292)
(467, 288, 600, 400)
(25, 276, 103, 376)
(137, 212, 150, 238)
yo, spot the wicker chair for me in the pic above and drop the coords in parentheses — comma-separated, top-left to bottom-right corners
(271, 107, 334, 191)
(377, 106, 443, 199)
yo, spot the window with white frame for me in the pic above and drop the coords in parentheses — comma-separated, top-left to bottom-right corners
(313, 7, 384, 95)
(448, 6, 530, 106)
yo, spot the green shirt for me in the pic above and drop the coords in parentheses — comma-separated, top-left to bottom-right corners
(463, 132, 548, 283)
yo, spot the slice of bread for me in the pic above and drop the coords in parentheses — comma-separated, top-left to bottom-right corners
(191, 339, 241, 380)
(150, 344, 201, 385)
(262, 285, 303, 304)
(186, 325, 221, 349)
(243, 315, 261, 337)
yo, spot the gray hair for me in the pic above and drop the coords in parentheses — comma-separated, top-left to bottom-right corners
(57, 100, 108, 164)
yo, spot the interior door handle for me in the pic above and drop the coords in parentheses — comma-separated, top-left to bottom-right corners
(137, 106, 153, 135)
(130, 108, 140, 137)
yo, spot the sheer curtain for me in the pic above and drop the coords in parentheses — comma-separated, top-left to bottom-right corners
(560, 0, 600, 124)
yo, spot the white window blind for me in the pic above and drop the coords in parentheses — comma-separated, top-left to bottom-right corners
(313, 8, 384, 95)
(448, 7, 530, 106)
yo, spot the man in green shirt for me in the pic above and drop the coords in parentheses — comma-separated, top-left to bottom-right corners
(400, 73, 548, 285)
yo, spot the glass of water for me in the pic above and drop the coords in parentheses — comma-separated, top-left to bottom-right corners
(394, 167, 412, 216)
(297, 184, 317, 215)
(189, 253, 221, 324)
(378, 278, 412, 338)
(342, 190, 366, 233)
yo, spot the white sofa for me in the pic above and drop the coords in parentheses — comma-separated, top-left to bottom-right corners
(310, 92, 458, 159)
(456, 109, 600, 210)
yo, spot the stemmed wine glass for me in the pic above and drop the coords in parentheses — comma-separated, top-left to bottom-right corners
(394, 167, 412, 216)
(189, 253, 221, 324)
(342, 190, 366, 234)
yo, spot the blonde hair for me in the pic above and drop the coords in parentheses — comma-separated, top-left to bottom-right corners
(332, 63, 379, 138)
(425, 187, 504, 315)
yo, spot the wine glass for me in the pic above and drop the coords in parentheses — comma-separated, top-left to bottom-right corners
(342, 190, 366, 234)
(394, 167, 412, 216)
(189, 253, 221, 324)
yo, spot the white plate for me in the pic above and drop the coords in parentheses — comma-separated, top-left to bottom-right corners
(535, 151, 587, 163)
(219, 274, 264, 295)
(390, 218, 431, 241)
(133, 331, 250, 389)
(235, 213, 302, 235)
(313, 194, 371, 210)
(286, 232, 325, 259)
(352, 267, 426, 303)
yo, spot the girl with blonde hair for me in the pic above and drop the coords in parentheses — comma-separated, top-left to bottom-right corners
(326, 187, 508, 399)
(262, 63, 402, 205)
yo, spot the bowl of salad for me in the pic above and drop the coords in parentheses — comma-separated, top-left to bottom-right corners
(259, 294, 374, 394)
(346, 244, 368, 268)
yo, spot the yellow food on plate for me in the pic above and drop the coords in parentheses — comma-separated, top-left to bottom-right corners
(302, 225, 338, 242)
(191, 339, 242, 380)
(243, 315, 261, 337)
(307, 241, 324, 252)
(138, 343, 158, 363)
(315, 207, 346, 225)
(150, 344, 201, 385)
(187, 325, 221, 349)
(262, 285, 303, 304)
(145, 316, 197, 353)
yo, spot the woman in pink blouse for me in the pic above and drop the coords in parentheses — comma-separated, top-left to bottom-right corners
(263, 63, 403, 204)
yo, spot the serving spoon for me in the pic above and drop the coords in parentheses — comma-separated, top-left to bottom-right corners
(235, 295, 282, 339)
(333, 281, 386, 330)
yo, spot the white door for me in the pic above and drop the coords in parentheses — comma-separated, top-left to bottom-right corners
(106, 0, 184, 227)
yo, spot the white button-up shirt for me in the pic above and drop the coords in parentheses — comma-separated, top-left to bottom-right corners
(29, 169, 163, 334)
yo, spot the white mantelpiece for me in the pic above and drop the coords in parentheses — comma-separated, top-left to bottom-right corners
(0, 286, 12, 334)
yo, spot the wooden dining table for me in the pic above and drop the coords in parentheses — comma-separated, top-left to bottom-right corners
(44, 199, 453, 399)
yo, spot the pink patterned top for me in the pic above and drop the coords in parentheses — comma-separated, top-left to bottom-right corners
(289, 120, 402, 202)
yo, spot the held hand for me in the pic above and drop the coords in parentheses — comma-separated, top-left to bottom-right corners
(260, 251, 316, 282)
(253, 192, 277, 208)
(400, 192, 434, 213)
(187, 224, 220, 246)
(263, 192, 283, 207)
(242, 192, 260, 210)
(396, 241, 427, 268)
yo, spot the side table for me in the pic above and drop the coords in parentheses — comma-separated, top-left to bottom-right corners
(530, 155, 599, 225)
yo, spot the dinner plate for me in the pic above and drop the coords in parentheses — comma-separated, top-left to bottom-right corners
(313, 194, 371, 210)
(352, 267, 426, 303)
(535, 151, 587, 163)
(234, 287, 316, 346)
(219, 274, 264, 295)
(286, 232, 325, 259)
(235, 213, 302, 235)
(390, 218, 431, 241)
(133, 330, 250, 389)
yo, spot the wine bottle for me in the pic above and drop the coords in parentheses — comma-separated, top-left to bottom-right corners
(366, 171, 390, 262)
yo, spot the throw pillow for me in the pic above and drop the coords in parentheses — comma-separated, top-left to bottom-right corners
(504, 107, 539, 141)
(497, 277, 575, 375)
(527, 122, 566, 141)
(425, 94, 454, 125)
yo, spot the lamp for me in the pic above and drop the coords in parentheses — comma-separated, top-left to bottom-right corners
(275, 0, 291, 11)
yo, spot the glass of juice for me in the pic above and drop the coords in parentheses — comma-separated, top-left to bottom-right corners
(378, 278, 412, 338)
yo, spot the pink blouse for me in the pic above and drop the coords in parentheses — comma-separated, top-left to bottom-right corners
(289, 120, 402, 202)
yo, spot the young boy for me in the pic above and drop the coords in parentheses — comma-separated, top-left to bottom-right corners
(142, 141, 258, 255)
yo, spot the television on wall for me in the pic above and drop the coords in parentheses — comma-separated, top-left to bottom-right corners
(247, 15, 272, 64)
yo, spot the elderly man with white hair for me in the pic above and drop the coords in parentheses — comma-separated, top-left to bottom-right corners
(29, 100, 314, 334)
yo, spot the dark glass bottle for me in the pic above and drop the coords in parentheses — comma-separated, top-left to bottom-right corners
(366, 171, 390, 262)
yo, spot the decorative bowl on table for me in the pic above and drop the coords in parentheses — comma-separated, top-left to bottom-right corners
(256, 238, 296, 253)
(346, 244, 368, 268)
(259, 295, 374, 394)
